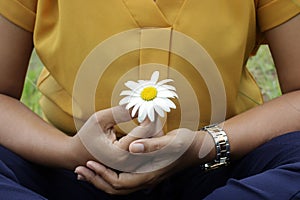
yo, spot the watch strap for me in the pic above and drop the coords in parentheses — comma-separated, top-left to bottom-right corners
(201, 124, 230, 171)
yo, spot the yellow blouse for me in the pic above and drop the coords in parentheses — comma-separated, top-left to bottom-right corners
(0, 0, 299, 135)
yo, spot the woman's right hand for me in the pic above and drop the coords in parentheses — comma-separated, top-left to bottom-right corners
(70, 105, 164, 172)
(69, 106, 130, 167)
(70, 105, 163, 170)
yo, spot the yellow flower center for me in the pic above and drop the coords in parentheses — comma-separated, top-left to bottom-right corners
(140, 86, 157, 101)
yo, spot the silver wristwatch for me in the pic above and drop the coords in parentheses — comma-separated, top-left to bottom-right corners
(201, 124, 230, 171)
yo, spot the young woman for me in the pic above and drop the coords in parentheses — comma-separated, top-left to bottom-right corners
(0, 0, 299, 199)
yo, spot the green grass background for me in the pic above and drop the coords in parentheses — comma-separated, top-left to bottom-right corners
(21, 45, 281, 116)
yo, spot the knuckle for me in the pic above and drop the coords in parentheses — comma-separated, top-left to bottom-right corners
(90, 174, 98, 183)
(93, 111, 106, 124)
(171, 139, 186, 153)
(153, 143, 162, 151)
(88, 113, 103, 126)
(84, 174, 96, 184)
(111, 181, 123, 190)
(91, 112, 99, 120)
(105, 189, 118, 195)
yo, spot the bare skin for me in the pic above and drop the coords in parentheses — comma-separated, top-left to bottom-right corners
(0, 11, 300, 196)
(75, 14, 300, 194)
(0, 15, 143, 169)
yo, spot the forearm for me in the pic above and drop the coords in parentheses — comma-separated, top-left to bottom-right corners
(222, 90, 300, 160)
(0, 94, 87, 170)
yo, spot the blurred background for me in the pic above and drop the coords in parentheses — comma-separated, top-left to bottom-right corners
(21, 45, 282, 116)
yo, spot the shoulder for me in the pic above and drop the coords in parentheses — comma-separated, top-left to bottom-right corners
(255, 0, 300, 32)
(0, 0, 38, 32)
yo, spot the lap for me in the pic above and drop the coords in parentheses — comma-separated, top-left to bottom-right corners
(0, 145, 112, 200)
(0, 160, 46, 200)
(1, 131, 300, 199)
(206, 162, 300, 200)
(185, 131, 300, 199)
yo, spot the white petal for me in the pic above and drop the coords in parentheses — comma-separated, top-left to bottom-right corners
(131, 101, 143, 117)
(119, 96, 131, 105)
(125, 97, 141, 109)
(138, 103, 148, 123)
(150, 71, 159, 83)
(147, 102, 155, 122)
(140, 82, 153, 88)
(157, 79, 173, 86)
(157, 90, 178, 98)
(153, 98, 171, 112)
(120, 90, 134, 96)
(125, 81, 139, 90)
(157, 85, 176, 91)
(164, 98, 176, 109)
(138, 80, 147, 84)
(136, 81, 152, 91)
(153, 104, 165, 117)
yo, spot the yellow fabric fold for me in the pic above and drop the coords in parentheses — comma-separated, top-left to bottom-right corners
(139, 28, 172, 79)
(0, 0, 298, 134)
(0, 0, 36, 32)
(123, 0, 170, 27)
(155, 0, 185, 24)
(257, 0, 300, 31)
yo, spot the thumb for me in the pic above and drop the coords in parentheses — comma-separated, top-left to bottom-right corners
(94, 105, 132, 129)
(113, 121, 151, 150)
(129, 135, 170, 153)
(115, 118, 163, 150)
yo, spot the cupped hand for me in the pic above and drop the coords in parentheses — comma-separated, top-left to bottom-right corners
(70, 106, 138, 168)
(70, 105, 164, 171)
(75, 128, 215, 195)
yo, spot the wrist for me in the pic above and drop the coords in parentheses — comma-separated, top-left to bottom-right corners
(195, 130, 216, 164)
(67, 135, 93, 170)
(168, 128, 215, 170)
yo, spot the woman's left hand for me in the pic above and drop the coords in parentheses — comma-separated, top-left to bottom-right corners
(75, 128, 215, 195)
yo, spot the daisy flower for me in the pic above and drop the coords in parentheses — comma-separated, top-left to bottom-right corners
(119, 71, 178, 123)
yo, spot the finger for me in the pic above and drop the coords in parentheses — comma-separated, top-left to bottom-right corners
(115, 118, 164, 150)
(75, 164, 119, 192)
(76, 165, 134, 195)
(94, 106, 132, 128)
(93, 175, 138, 195)
(129, 134, 171, 153)
(129, 129, 198, 154)
(74, 165, 96, 182)
(114, 133, 140, 150)
(128, 117, 163, 138)
(86, 161, 121, 187)
(86, 161, 149, 190)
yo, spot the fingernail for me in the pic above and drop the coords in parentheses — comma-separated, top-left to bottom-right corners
(86, 161, 98, 170)
(77, 174, 85, 181)
(130, 143, 144, 153)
